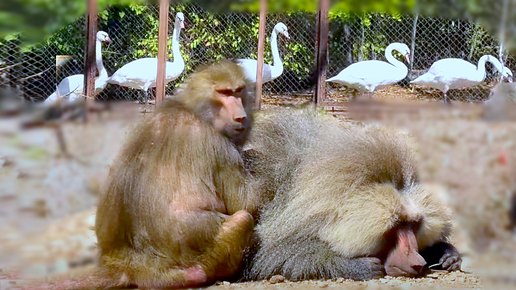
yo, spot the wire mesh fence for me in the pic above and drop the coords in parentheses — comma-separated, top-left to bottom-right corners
(327, 13, 516, 103)
(0, 3, 514, 105)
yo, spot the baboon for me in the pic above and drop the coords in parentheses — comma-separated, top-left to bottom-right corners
(241, 107, 462, 281)
(34, 60, 259, 290)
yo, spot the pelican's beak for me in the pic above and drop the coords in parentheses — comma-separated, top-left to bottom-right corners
(405, 54, 411, 64)
(283, 31, 290, 40)
(105, 37, 112, 44)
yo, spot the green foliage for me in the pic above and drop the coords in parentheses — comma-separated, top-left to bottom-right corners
(228, 0, 415, 13)
(231, 0, 317, 13)
(215, 0, 516, 53)
(16, 3, 315, 93)
(332, 0, 415, 14)
(467, 23, 501, 60)
(2, 1, 509, 99)
(0, 0, 145, 45)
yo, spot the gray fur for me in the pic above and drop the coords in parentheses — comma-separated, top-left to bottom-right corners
(242, 106, 454, 281)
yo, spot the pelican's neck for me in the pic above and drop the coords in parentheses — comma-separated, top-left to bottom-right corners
(385, 44, 405, 70)
(270, 29, 283, 71)
(96, 39, 108, 80)
(478, 55, 503, 81)
(171, 23, 184, 68)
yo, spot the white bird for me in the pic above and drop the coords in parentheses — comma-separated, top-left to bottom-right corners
(236, 22, 290, 84)
(326, 42, 411, 99)
(410, 55, 514, 104)
(107, 12, 185, 104)
(45, 31, 112, 103)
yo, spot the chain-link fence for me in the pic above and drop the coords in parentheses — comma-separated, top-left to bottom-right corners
(0, 3, 514, 104)
(327, 13, 516, 103)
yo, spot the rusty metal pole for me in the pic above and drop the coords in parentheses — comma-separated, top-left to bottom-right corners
(314, 0, 329, 105)
(155, 0, 170, 106)
(84, 0, 98, 122)
(255, 0, 267, 111)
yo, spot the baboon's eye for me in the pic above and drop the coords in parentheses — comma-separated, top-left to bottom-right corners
(217, 86, 245, 97)
(216, 89, 234, 96)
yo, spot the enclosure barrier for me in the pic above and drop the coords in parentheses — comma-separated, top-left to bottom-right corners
(0, 1, 514, 106)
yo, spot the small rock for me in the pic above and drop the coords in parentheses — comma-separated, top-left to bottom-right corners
(21, 264, 47, 278)
(1, 280, 23, 290)
(221, 281, 230, 286)
(335, 278, 344, 283)
(318, 281, 329, 288)
(0, 157, 14, 167)
(379, 278, 388, 283)
(427, 273, 440, 279)
(53, 259, 69, 274)
(269, 275, 285, 284)
(446, 271, 458, 278)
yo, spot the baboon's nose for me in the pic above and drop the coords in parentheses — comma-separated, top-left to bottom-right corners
(234, 116, 246, 124)
(411, 264, 424, 274)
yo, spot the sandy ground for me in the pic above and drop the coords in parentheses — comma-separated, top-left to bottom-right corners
(1, 85, 516, 289)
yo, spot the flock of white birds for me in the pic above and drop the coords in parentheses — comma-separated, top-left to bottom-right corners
(46, 12, 514, 105)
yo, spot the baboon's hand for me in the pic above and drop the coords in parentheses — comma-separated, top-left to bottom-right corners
(352, 257, 384, 280)
(439, 248, 462, 271)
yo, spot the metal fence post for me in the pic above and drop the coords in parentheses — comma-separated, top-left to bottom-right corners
(255, 0, 267, 111)
(155, 0, 169, 106)
(84, 0, 98, 122)
(314, 0, 329, 105)
(410, 14, 419, 74)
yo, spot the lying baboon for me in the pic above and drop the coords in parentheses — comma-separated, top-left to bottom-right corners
(30, 60, 259, 290)
(241, 107, 462, 281)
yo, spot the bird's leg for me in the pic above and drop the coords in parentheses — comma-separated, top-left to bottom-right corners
(138, 90, 145, 104)
(443, 92, 451, 105)
(145, 89, 150, 106)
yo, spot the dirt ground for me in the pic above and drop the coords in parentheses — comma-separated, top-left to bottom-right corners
(1, 85, 516, 289)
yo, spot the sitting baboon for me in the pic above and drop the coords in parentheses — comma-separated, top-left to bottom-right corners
(29, 60, 260, 290)
(241, 107, 462, 281)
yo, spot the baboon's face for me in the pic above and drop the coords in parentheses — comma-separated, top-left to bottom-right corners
(211, 83, 249, 145)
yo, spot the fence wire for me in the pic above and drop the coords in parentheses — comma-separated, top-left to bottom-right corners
(0, 3, 514, 104)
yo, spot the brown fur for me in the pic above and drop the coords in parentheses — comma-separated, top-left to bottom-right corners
(241, 106, 461, 281)
(32, 60, 260, 290)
